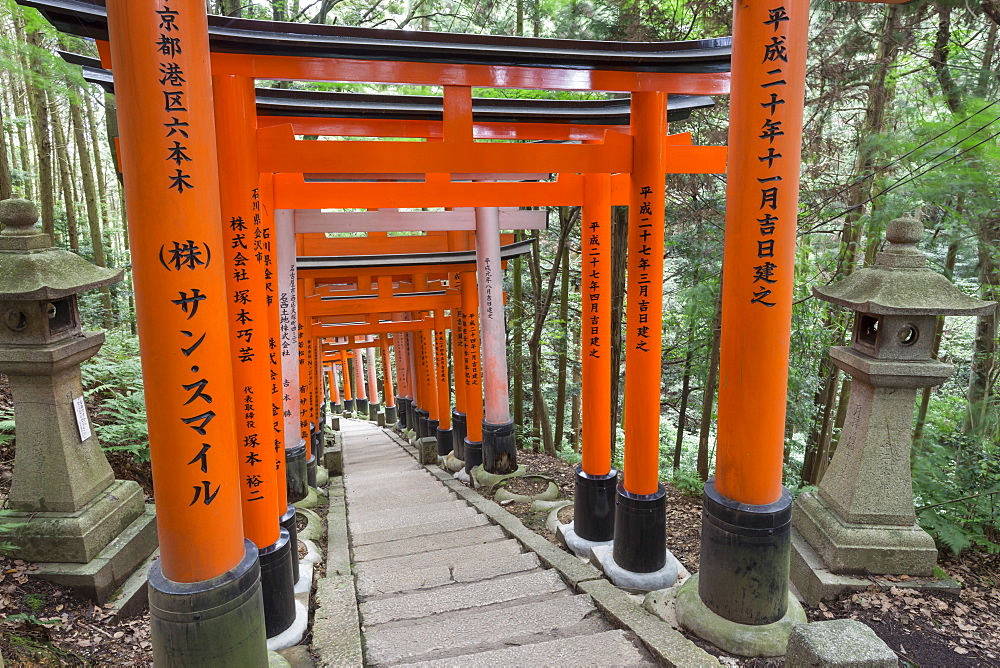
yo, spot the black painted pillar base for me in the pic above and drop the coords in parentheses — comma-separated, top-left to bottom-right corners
(574, 467, 618, 542)
(311, 431, 324, 467)
(415, 408, 430, 439)
(436, 427, 453, 457)
(355, 397, 369, 415)
(149, 538, 266, 667)
(483, 420, 517, 474)
(396, 398, 409, 429)
(343, 399, 355, 415)
(306, 453, 317, 488)
(259, 529, 296, 639)
(451, 411, 467, 460)
(612, 483, 667, 573)
(384, 404, 397, 426)
(698, 478, 793, 625)
(464, 437, 483, 474)
(406, 400, 417, 433)
(279, 504, 300, 582)
(332, 403, 343, 415)
(285, 441, 309, 503)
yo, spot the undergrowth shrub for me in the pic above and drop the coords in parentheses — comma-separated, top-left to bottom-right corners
(81, 333, 149, 462)
(914, 395, 1000, 554)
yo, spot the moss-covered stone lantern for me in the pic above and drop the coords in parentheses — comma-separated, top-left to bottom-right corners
(0, 198, 157, 602)
(791, 215, 996, 603)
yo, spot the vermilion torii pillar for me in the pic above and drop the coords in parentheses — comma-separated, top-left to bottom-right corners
(257, 175, 298, 587)
(366, 336, 380, 420)
(328, 364, 341, 413)
(434, 312, 453, 457)
(691, 0, 808, 630)
(379, 336, 397, 424)
(352, 335, 369, 416)
(213, 73, 295, 639)
(104, 0, 266, 663)
(606, 91, 675, 587)
(339, 348, 354, 414)
(562, 171, 618, 556)
(458, 270, 486, 473)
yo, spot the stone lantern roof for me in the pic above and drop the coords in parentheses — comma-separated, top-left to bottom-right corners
(813, 215, 995, 317)
(0, 198, 122, 300)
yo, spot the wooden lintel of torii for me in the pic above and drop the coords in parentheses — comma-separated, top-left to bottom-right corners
(305, 290, 460, 318)
(294, 207, 546, 234)
(313, 317, 435, 338)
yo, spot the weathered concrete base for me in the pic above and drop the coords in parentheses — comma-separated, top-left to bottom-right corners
(794, 491, 937, 577)
(495, 478, 561, 503)
(292, 487, 320, 509)
(417, 436, 438, 464)
(376, 412, 385, 427)
(32, 502, 157, 603)
(0, 479, 146, 564)
(267, 649, 291, 667)
(787, 619, 896, 667)
(472, 463, 526, 490)
(329, 415, 340, 431)
(675, 573, 806, 657)
(265, 600, 308, 651)
(109, 548, 160, 618)
(790, 528, 960, 605)
(591, 543, 679, 593)
(542, 500, 573, 534)
(557, 520, 612, 559)
(315, 465, 329, 488)
(323, 446, 343, 476)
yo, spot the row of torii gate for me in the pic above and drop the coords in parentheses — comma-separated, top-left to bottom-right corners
(27, 0, 843, 663)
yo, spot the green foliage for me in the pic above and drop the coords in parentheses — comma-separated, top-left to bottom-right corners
(22, 592, 46, 612)
(913, 395, 1000, 554)
(671, 469, 704, 497)
(81, 333, 149, 462)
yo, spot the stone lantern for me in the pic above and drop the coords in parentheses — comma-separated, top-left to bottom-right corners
(0, 199, 157, 602)
(791, 216, 996, 603)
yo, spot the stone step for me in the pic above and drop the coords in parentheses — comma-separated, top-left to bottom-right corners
(351, 525, 507, 563)
(356, 537, 522, 574)
(395, 629, 656, 667)
(350, 514, 490, 547)
(346, 488, 456, 511)
(365, 594, 605, 665)
(357, 552, 541, 598)
(359, 569, 569, 626)
(348, 502, 476, 533)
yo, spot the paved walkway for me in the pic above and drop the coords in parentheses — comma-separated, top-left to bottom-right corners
(337, 418, 657, 666)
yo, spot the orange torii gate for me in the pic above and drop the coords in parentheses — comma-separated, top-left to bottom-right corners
(26, 0, 836, 660)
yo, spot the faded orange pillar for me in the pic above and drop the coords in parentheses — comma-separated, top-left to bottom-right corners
(572, 171, 618, 547)
(612, 91, 670, 576)
(475, 206, 516, 474)
(106, 0, 244, 584)
(105, 1, 266, 662)
(328, 365, 341, 410)
(213, 74, 278, 551)
(340, 348, 353, 410)
(694, 0, 806, 626)
(379, 335, 397, 424)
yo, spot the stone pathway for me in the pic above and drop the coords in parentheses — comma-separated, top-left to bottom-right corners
(338, 418, 657, 666)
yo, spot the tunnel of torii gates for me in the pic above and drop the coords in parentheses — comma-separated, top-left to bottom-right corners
(22, 0, 860, 662)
